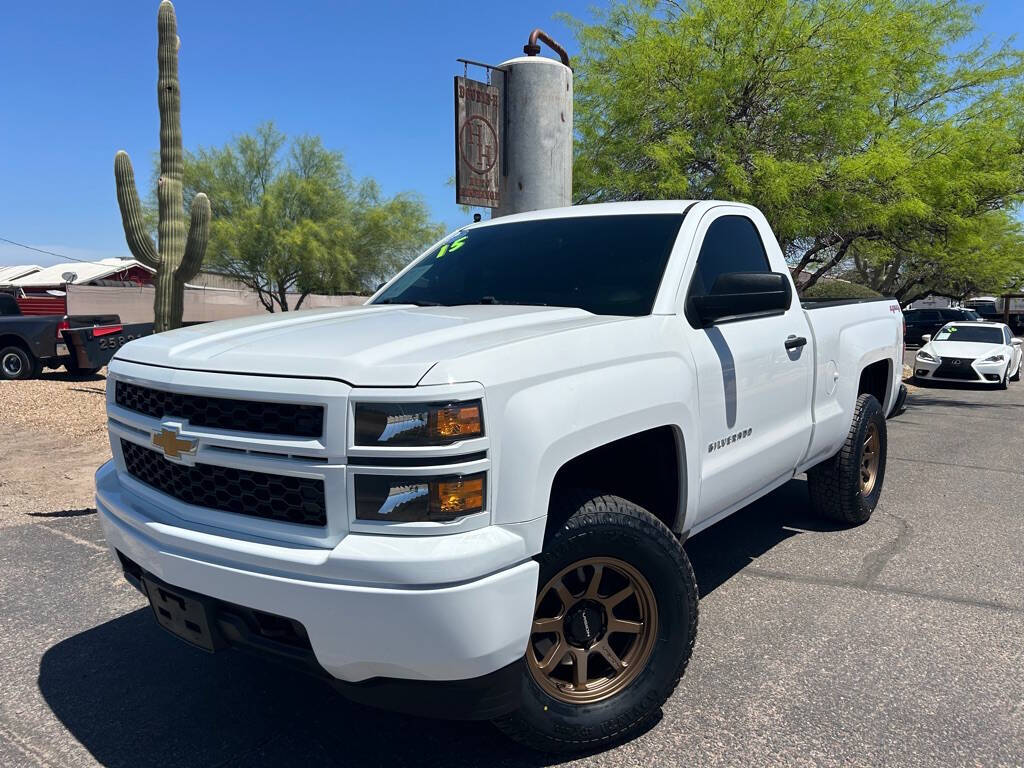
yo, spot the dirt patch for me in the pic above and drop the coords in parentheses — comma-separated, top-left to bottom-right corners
(0, 369, 110, 527)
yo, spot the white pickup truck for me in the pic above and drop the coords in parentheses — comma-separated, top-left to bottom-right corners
(96, 201, 904, 752)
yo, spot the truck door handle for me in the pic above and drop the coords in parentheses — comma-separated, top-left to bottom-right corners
(785, 335, 807, 350)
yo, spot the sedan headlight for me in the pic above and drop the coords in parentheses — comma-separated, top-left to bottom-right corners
(354, 400, 483, 446)
(916, 349, 938, 363)
(983, 354, 1005, 362)
(354, 472, 486, 522)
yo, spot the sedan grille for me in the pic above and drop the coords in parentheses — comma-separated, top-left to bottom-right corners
(115, 381, 323, 438)
(121, 439, 326, 527)
(935, 357, 980, 381)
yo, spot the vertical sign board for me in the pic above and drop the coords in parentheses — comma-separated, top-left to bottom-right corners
(455, 76, 501, 208)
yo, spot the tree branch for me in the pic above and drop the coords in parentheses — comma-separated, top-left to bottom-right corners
(800, 238, 854, 292)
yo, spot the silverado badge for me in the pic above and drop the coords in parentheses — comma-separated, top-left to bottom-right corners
(152, 427, 197, 460)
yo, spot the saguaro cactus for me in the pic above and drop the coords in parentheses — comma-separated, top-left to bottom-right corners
(114, 0, 210, 333)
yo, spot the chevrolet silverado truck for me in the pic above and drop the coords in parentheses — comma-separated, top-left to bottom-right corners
(0, 293, 119, 379)
(96, 201, 904, 752)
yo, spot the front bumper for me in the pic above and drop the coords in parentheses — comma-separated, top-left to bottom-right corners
(96, 461, 539, 685)
(913, 355, 1006, 384)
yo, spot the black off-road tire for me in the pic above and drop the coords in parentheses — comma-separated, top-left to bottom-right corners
(0, 345, 35, 380)
(493, 492, 698, 753)
(807, 393, 887, 525)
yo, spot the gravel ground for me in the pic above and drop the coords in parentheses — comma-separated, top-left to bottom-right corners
(0, 369, 110, 527)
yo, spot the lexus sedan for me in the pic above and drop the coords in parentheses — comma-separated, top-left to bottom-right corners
(913, 321, 1023, 388)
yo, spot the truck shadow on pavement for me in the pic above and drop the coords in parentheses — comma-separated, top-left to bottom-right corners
(37, 479, 826, 767)
(684, 477, 845, 596)
(38, 614, 583, 768)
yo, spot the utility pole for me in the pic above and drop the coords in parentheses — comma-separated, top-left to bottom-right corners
(492, 30, 573, 217)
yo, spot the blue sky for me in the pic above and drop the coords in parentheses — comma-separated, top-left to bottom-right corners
(1, 0, 1023, 267)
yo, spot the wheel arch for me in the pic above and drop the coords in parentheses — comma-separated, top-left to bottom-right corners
(0, 334, 33, 355)
(543, 425, 688, 542)
(858, 358, 892, 406)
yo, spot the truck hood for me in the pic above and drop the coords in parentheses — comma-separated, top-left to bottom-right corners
(115, 304, 624, 386)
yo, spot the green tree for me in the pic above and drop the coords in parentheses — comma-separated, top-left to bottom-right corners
(852, 209, 1024, 301)
(567, 0, 1024, 299)
(179, 123, 443, 311)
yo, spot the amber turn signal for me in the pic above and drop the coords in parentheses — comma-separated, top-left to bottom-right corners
(354, 472, 487, 522)
(435, 475, 485, 516)
(432, 404, 482, 440)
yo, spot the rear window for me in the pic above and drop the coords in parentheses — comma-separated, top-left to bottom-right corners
(373, 214, 684, 316)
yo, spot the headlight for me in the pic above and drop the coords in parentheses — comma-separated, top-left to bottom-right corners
(916, 350, 938, 362)
(354, 400, 483, 446)
(983, 354, 1005, 362)
(354, 472, 486, 522)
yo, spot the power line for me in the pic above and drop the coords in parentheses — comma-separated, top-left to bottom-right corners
(0, 236, 121, 265)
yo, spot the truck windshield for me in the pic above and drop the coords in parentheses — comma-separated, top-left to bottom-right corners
(372, 214, 684, 316)
(934, 325, 1004, 343)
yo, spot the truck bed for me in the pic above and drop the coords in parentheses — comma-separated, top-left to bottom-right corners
(799, 296, 903, 472)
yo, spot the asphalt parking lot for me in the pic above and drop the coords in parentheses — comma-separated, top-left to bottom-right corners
(1, 371, 1022, 767)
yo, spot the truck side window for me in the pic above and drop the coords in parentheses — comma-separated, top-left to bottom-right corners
(689, 215, 771, 298)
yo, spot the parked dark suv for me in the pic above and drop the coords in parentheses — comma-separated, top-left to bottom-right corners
(903, 307, 982, 345)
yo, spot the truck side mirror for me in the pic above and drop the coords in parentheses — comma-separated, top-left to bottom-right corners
(921, 334, 932, 344)
(689, 272, 792, 327)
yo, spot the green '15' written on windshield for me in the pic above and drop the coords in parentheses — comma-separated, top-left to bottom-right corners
(435, 235, 468, 259)
(371, 214, 685, 316)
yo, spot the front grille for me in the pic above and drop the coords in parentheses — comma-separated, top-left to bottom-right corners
(115, 381, 323, 438)
(935, 357, 980, 380)
(121, 439, 326, 526)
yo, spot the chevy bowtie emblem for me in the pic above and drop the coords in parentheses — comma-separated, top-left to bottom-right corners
(152, 428, 197, 459)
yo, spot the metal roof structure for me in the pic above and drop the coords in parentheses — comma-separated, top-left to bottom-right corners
(7, 258, 152, 288)
(0, 264, 42, 284)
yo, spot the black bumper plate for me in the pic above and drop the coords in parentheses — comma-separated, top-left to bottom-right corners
(143, 576, 221, 652)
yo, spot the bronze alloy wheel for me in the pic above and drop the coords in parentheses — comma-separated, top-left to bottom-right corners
(526, 556, 658, 704)
(860, 421, 881, 495)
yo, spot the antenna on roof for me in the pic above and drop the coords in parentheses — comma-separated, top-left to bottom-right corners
(61, 271, 77, 283)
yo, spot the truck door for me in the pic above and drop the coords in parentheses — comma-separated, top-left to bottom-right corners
(684, 209, 813, 522)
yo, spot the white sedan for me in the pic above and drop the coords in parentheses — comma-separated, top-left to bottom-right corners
(913, 321, 1023, 388)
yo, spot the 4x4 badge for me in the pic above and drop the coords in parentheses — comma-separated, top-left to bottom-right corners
(152, 427, 197, 459)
